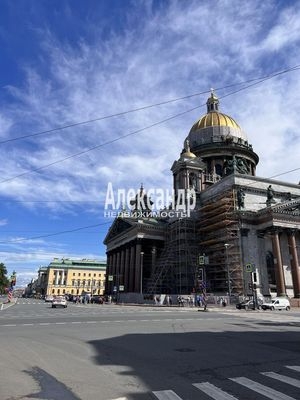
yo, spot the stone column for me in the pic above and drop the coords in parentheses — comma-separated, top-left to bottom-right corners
(55, 270, 59, 285)
(134, 241, 142, 292)
(288, 230, 300, 298)
(124, 246, 130, 292)
(112, 252, 117, 277)
(129, 245, 135, 292)
(120, 249, 125, 286)
(271, 231, 286, 296)
(60, 270, 65, 285)
(116, 252, 121, 288)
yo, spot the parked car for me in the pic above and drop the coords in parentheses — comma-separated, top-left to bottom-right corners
(236, 299, 262, 310)
(45, 295, 54, 302)
(261, 297, 290, 311)
(52, 296, 67, 308)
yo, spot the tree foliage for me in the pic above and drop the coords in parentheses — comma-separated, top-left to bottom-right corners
(0, 263, 9, 294)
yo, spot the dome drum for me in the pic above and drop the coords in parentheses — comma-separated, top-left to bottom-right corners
(188, 125, 248, 148)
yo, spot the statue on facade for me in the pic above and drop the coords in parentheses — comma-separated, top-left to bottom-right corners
(266, 185, 276, 206)
(236, 158, 249, 174)
(130, 184, 153, 213)
(224, 156, 237, 175)
(237, 188, 245, 209)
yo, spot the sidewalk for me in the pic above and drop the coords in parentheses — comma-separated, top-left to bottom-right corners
(0, 298, 17, 310)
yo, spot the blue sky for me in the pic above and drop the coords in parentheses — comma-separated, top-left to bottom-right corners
(0, 0, 300, 286)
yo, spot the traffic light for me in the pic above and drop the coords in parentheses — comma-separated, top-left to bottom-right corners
(196, 267, 203, 281)
(199, 255, 205, 265)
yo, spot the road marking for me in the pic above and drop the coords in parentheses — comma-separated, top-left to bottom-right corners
(261, 371, 300, 388)
(193, 382, 239, 399)
(153, 390, 183, 399)
(286, 366, 300, 372)
(2, 324, 17, 326)
(110, 398, 127, 400)
(230, 377, 297, 400)
(39, 323, 50, 325)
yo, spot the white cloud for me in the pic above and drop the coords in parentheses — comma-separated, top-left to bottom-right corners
(0, 0, 299, 218)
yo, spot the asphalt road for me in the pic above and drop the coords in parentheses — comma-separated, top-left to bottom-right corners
(1, 299, 300, 400)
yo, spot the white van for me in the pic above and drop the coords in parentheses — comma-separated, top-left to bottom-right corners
(261, 297, 290, 311)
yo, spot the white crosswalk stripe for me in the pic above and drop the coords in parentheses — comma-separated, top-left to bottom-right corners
(230, 376, 297, 400)
(286, 365, 300, 372)
(261, 371, 300, 388)
(193, 382, 239, 399)
(112, 365, 300, 400)
(153, 390, 183, 399)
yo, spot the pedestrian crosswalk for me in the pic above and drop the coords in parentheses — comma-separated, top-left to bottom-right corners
(151, 365, 300, 400)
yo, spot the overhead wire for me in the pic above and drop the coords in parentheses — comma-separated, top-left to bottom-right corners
(0, 64, 300, 146)
(1, 64, 300, 185)
(0, 65, 299, 249)
(0, 165, 299, 247)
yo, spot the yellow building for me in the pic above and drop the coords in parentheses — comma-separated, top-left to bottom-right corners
(43, 258, 106, 296)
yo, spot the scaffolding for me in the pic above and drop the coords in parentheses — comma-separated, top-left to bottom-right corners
(197, 189, 243, 294)
(145, 217, 198, 294)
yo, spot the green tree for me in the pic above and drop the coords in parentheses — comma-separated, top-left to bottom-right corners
(0, 263, 9, 294)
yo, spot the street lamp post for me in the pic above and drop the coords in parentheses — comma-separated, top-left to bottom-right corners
(140, 252, 144, 294)
(224, 243, 231, 300)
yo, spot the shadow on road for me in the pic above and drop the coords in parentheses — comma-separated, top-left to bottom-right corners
(88, 329, 300, 399)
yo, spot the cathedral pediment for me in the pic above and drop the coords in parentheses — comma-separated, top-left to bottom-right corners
(103, 217, 135, 244)
(272, 198, 300, 216)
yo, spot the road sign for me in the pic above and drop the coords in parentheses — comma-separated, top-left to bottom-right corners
(108, 275, 114, 281)
(199, 255, 205, 265)
(246, 263, 255, 273)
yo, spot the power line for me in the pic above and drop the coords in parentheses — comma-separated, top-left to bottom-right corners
(0, 221, 112, 245)
(0, 165, 299, 246)
(1, 64, 299, 146)
(2, 66, 300, 185)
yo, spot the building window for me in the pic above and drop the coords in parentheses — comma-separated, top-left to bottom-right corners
(57, 289, 60, 294)
(77, 280, 80, 286)
(78, 273, 81, 276)
(83, 273, 86, 277)
(94, 273, 96, 277)
(73, 272, 75, 276)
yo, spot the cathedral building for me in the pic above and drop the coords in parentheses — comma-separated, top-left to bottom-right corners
(104, 92, 300, 304)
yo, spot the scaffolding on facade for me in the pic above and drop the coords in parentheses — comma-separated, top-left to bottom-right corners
(198, 189, 243, 294)
(145, 217, 198, 294)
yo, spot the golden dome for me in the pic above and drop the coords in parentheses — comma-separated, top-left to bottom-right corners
(190, 111, 241, 132)
(180, 140, 197, 159)
(181, 150, 197, 159)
